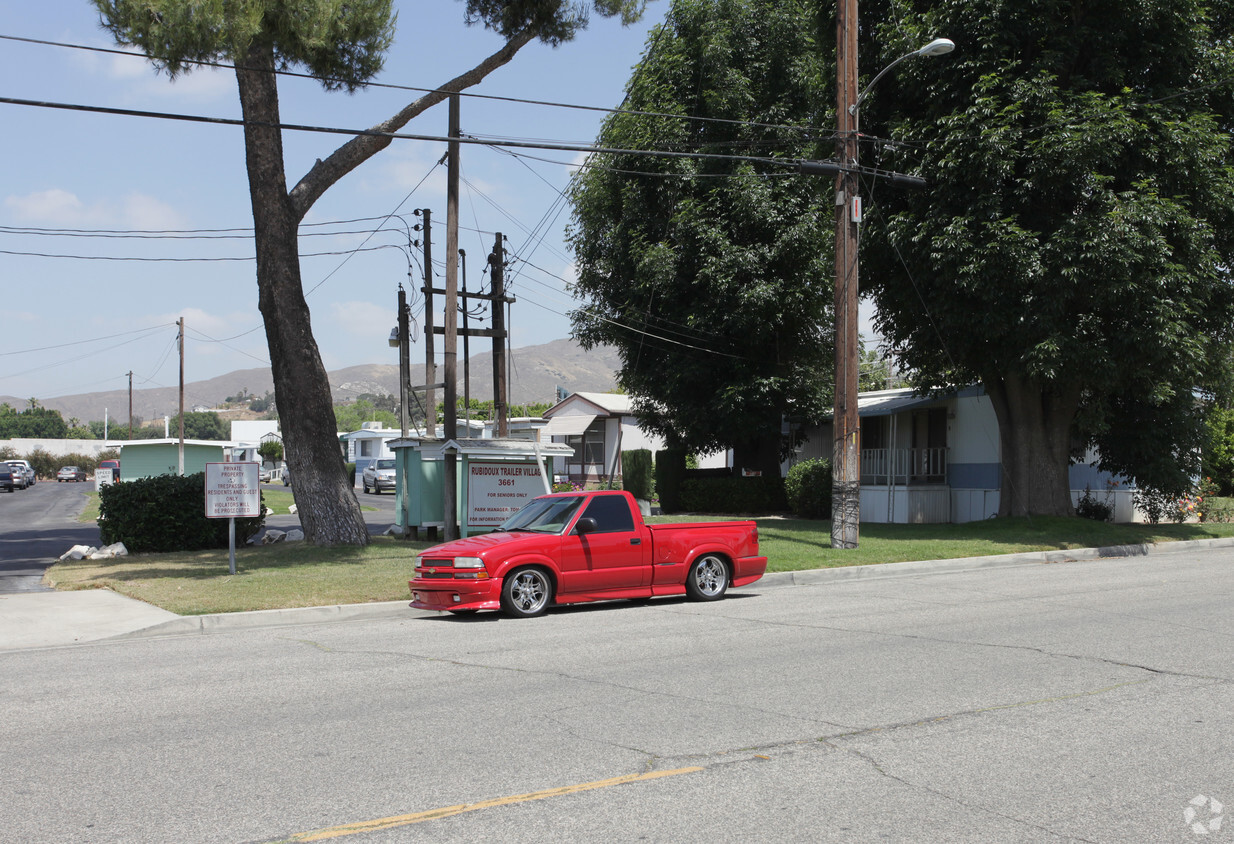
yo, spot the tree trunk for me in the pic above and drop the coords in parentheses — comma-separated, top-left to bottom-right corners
(236, 43, 368, 546)
(985, 375, 1080, 518)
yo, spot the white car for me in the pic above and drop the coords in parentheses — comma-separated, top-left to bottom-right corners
(362, 458, 397, 494)
(57, 466, 86, 482)
(7, 462, 29, 489)
(10, 459, 35, 486)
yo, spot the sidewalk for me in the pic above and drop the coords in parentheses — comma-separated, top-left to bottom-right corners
(4, 537, 1232, 652)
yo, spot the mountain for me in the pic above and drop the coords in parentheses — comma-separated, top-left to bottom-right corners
(4, 339, 621, 424)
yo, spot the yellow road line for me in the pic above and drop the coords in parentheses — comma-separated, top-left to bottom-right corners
(280, 766, 705, 842)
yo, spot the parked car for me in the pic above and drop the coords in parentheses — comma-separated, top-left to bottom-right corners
(283, 467, 291, 486)
(409, 490, 768, 618)
(7, 462, 29, 490)
(57, 466, 86, 482)
(0, 464, 15, 492)
(10, 459, 35, 486)
(362, 458, 397, 494)
(260, 467, 272, 483)
(97, 459, 121, 481)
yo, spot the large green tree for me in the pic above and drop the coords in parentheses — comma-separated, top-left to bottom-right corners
(858, 0, 1234, 515)
(0, 403, 70, 439)
(567, 0, 833, 477)
(94, 0, 647, 544)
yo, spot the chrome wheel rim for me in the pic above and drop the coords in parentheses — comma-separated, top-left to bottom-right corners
(694, 556, 726, 597)
(510, 571, 548, 614)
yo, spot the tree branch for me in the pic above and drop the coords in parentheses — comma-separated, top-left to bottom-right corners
(289, 28, 538, 219)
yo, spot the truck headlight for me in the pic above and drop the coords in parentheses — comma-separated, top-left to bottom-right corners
(453, 556, 487, 579)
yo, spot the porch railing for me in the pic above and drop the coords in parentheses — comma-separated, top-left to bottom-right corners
(860, 447, 948, 485)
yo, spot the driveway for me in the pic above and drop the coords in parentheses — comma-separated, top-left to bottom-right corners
(0, 480, 98, 594)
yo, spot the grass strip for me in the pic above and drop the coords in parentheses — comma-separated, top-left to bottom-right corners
(47, 513, 1234, 615)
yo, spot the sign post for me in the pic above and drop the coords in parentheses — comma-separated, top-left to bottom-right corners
(205, 462, 261, 575)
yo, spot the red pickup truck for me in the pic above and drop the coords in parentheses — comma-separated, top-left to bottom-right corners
(409, 490, 767, 618)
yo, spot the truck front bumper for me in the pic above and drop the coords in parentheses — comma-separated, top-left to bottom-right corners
(409, 577, 502, 612)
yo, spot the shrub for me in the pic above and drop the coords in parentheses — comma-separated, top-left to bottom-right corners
(345, 462, 357, 484)
(23, 447, 57, 479)
(1134, 486, 1177, 525)
(785, 458, 832, 519)
(678, 476, 787, 514)
(1075, 486, 1113, 522)
(655, 448, 688, 513)
(621, 449, 654, 501)
(98, 473, 265, 552)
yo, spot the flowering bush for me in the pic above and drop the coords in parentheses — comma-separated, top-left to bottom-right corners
(1075, 485, 1113, 522)
(1135, 481, 1207, 524)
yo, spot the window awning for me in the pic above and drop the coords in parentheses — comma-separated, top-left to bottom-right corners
(545, 414, 597, 437)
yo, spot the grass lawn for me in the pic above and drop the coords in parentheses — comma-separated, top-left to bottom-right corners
(46, 510, 1234, 616)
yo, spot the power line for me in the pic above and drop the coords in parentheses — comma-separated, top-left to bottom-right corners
(0, 95, 819, 175)
(0, 32, 828, 138)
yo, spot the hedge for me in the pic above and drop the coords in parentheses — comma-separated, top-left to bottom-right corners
(98, 473, 265, 553)
(678, 476, 787, 515)
(621, 449, 654, 501)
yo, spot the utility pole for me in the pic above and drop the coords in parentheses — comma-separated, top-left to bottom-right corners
(177, 317, 185, 476)
(490, 233, 509, 438)
(460, 248, 471, 433)
(127, 370, 133, 440)
(397, 285, 410, 439)
(832, 0, 861, 548)
(443, 92, 461, 540)
(419, 208, 436, 437)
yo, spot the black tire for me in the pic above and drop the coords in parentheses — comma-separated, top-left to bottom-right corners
(501, 567, 552, 618)
(685, 554, 729, 602)
(362, 480, 371, 494)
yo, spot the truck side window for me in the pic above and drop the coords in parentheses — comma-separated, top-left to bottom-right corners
(579, 495, 635, 534)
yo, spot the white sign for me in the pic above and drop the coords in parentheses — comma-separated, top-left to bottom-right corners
(95, 468, 114, 491)
(205, 462, 261, 519)
(467, 461, 545, 527)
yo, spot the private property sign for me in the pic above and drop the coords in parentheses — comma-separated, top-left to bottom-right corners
(467, 461, 545, 527)
(205, 462, 261, 519)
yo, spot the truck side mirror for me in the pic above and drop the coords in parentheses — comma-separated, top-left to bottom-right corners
(574, 517, 598, 535)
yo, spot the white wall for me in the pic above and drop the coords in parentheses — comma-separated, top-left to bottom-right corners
(949, 394, 1000, 464)
(230, 420, 280, 442)
(2, 438, 114, 458)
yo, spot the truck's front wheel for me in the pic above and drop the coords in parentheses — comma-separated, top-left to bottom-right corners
(686, 555, 729, 601)
(501, 567, 552, 618)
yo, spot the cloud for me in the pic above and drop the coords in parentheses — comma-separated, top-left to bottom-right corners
(5, 189, 189, 230)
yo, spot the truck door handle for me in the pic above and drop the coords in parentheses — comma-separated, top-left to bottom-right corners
(630, 538, 641, 545)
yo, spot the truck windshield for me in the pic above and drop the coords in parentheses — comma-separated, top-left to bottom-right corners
(499, 496, 585, 534)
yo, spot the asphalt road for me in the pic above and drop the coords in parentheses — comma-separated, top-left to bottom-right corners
(0, 478, 98, 593)
(2, 544, 1231, 842)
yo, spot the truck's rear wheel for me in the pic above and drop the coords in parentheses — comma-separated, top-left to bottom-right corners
(501, 567, 552, 618)
(686, 555, 729, 601)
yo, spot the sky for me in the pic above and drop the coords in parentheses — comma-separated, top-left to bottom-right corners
(1, 2, 876, 411)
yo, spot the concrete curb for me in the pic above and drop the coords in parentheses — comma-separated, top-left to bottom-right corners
(109, 535, 1234, 641)
(113, 600, 414, 641)
(758, 535, 1234, 589)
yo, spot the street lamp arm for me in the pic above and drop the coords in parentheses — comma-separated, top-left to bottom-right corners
(851, 38, 955, 115)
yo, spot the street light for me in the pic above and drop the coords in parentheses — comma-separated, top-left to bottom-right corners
(831, 28, 954, 550)
(852, 39, 955, 116)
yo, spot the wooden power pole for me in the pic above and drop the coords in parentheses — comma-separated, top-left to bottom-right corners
(832, 0, 861, 548)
